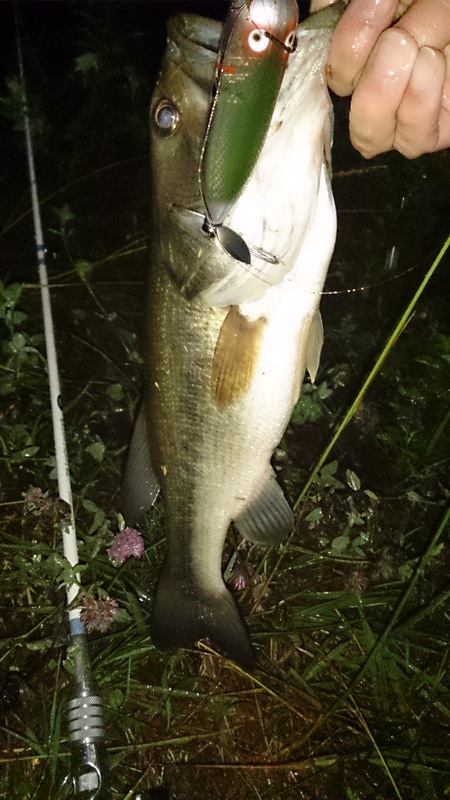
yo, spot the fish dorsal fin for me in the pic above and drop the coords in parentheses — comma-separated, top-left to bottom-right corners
(211, 305, 266, 408)
(121, 402, 160, 524)
(306, 310, 324, 383)
(234, 469, 294, 546)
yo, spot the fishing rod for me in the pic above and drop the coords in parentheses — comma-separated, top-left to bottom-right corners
(14, 11, 109, 799)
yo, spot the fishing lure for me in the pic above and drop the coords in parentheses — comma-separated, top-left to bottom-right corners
(200, 0, 299, 260)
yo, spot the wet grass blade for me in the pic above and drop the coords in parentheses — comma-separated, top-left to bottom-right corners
(295, 233, 450, 509)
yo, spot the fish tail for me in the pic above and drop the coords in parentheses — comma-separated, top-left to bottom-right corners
(150, 565, 255, 671)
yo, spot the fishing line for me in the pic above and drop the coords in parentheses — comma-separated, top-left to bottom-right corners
(14, 7, 108, 798)
(208, 216, 437, 297)
(0, 156, 146, 239)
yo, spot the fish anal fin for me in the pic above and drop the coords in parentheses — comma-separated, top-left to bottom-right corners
(211, 305, 266, 409)
(150, 565, 255, 671)
(234, 471, 294, 546)
(122, 402, 160, 525)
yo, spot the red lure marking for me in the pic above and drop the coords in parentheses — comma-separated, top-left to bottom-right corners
(216, 61, 238, 74)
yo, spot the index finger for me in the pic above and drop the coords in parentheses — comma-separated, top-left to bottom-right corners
(326, 0, 399, 95)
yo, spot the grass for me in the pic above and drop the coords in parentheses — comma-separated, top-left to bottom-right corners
(1, 2, 450, 798)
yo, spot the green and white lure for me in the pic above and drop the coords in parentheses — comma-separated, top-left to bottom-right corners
(200, 0, 299, 263)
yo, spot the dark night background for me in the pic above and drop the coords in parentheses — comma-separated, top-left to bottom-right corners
(0, 4, 449, 798)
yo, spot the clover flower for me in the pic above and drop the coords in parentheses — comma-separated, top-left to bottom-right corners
(228, 562, 254, 592)
(108, 527, 144, 563)
(80, 595, 118, 633)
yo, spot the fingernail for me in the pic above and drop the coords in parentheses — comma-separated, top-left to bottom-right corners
(351, 0, 397, 27)
(371, 28, 416, 81)
(409, 46, 440, 93)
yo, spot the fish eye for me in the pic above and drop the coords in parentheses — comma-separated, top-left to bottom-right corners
(248, 29, 270, 53)
(153, 100, 180, 136)
(285, 31, 297, 52)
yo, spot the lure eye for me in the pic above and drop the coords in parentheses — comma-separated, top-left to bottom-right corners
(248, 29, 270, 53)
(153, 100, 180, 136)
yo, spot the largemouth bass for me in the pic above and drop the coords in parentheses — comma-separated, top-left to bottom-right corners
(123, 2, 343, 670)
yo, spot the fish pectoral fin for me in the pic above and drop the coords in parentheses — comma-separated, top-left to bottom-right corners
(121, 402, 160, 524)
(150, 566, 255, 671)
(234, 471, 294, 546)
(211, 305, 266, 408)
(306, 310, 324, 383)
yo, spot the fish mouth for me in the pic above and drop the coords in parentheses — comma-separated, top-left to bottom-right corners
(167, 14, 222, 93)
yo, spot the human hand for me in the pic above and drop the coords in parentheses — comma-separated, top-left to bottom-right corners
(312, 0, 450, 158)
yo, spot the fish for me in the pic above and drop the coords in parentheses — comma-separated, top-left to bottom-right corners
(122, 1, 343, 670)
